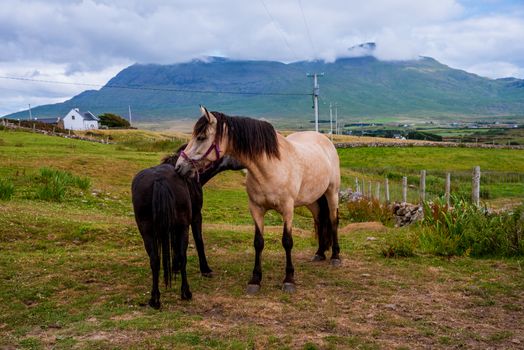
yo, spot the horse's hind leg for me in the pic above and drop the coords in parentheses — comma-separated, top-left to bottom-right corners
(191, 212, 213, 277)
(325, 188, 341, 266)
(306, 202, 327, 261)
(281, 205, 296, 293)
(176, 224, 192, 300)
(246, 202, 266, 294)
(139, 222, 161, 309)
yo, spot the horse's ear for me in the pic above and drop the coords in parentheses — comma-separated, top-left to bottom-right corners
(200, 105, 216, 124)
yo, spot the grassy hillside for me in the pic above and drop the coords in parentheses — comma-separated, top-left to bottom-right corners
(5, 56, 524, 122)
(1, 128, 523, 349)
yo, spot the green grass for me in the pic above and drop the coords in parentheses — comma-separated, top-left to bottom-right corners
(1, 128, 524, 349)
(338, 146, 524, 203)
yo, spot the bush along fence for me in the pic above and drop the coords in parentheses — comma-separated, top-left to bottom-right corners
(341, 167, 524, 257)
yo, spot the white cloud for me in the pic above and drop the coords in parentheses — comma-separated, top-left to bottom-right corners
(0, 0, 523, 115)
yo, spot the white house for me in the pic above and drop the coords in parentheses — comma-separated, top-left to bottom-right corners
(59, 108, 99, 130)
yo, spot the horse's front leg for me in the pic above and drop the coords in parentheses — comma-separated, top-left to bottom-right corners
(176, 224, 192, 300)
(191, 212, 213, 277)
(247, 203, 266, 294)
(281, 206, 296, 293)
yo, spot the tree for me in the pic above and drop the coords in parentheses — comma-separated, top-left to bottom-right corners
(98, 113, 130, 128)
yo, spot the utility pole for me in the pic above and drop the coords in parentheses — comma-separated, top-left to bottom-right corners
(128, 105, 132, 126)
(329, 102, 333, 138)
(335, 103, 338, 135)
(307, 73, 323, 132)
(28, 104, 33, 120)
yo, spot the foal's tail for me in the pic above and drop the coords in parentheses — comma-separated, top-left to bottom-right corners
(317, 195, 333, 251)
(152, 178, 177, 288)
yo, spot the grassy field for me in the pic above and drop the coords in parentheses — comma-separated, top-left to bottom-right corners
(1, 128, 523, 349)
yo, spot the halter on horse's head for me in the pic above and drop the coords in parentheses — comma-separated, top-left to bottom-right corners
(175, 106, 226, 178)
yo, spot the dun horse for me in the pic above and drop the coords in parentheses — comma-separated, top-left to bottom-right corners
(175, 107, 340, 293)
(132, 146, 243, 308)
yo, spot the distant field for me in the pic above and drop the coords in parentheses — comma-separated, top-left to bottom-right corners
(1, 128, 523, 349)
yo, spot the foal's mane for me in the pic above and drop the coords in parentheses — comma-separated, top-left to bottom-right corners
(161, 144, 186, 165)
(193, 111, 280, 160)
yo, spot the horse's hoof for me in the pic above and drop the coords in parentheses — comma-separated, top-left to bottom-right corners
(201, 271, 214, 278)
(181, 290, 192, 300)
(311, 254, 326, 262)
(282, 282, 296, 293)
(148, 299, 161, 309)
(246, 284, 261, 295)
(330, 258, 342, 267)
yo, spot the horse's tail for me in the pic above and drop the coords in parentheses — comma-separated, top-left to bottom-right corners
(317, 194, 333, 251)
(152, 178, 177, 288)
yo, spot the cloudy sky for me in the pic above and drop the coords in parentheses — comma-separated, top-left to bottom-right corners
(1, 0, 524, 116)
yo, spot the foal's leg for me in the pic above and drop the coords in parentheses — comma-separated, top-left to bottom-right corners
(141, 232, 161, 309)
(191, 212, 213, 277)
(176, 224, 192, 300)
(247, 202, 266, 294)
(326, 188, 341, 266)
(281, 206, 296, 293)
(306, 202, 327, 261)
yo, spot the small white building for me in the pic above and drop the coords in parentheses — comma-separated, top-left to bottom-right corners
(59, 108, 99, 130)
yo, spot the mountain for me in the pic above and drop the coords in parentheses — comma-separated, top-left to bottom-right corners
(5, 54, 524, 122)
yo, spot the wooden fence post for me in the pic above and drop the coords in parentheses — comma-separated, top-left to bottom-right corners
(445, 173, 451, 206)
(355, 178, 360, 193)
(368, 182, 372, 199)
(375, 182, 380, 201)
(402, 176, 407, 203)
(472, 166, 481, 206)
(385, 178, 390, 204)
(420, 170, 426, 203)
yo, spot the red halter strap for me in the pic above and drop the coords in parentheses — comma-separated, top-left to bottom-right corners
(179, 142, 221, 182)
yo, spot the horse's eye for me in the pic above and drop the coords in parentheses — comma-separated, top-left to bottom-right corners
(197, 136, 206, 142)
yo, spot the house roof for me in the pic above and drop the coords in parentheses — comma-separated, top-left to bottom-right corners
(63, 109, 99, 122)
(83, 111, 99, 121)
(37, 118, 60, 124)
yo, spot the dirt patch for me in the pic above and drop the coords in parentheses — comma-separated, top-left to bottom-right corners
(339, 221, 387, 235)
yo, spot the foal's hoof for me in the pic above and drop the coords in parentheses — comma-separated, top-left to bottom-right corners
(148, 299, 161, 309)
(311, 254, 326, 262)
(181, 289, 192, 301)
(282, 282, 296, 293)
(330, 258, 342, 267)
(246, 284, 261, 295)
(201, 271, 214, 278)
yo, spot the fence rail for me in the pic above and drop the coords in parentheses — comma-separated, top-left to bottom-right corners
(351, 166, 523, 205)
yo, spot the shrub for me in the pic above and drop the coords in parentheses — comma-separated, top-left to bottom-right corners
(345, 198, 395, 226)
(0, 179, 15, 200)
(35, 167, 91, 202)
(420, 198, 524, 257)
(381, 230, 417, 258)
(98, 113, 130, 128)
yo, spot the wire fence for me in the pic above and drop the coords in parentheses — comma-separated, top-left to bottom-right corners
(350, 167, 524, 205)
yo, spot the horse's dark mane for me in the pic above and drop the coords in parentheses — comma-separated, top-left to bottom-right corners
(193, 111, 280, 160)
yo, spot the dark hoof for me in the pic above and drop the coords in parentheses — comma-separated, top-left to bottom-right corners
(246, 284, 261, 295)
(311, 254, 326, 262)
(181, 290, 192, 300)
(201, 271, 214, 278)
(282, 282, 296, 293)
(148, 299, 161, 309)
(330, 258, 342, 267)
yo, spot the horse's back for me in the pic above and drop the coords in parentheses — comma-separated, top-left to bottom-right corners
(286, 131, 340, 175)
(283, 131, 340, 205)
(132, 164, 192, 223)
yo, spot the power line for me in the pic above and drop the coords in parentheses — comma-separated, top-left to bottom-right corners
(0, 75, 311, 97)
(259, 0, 298, 60)
(297, 0, 317, 58)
